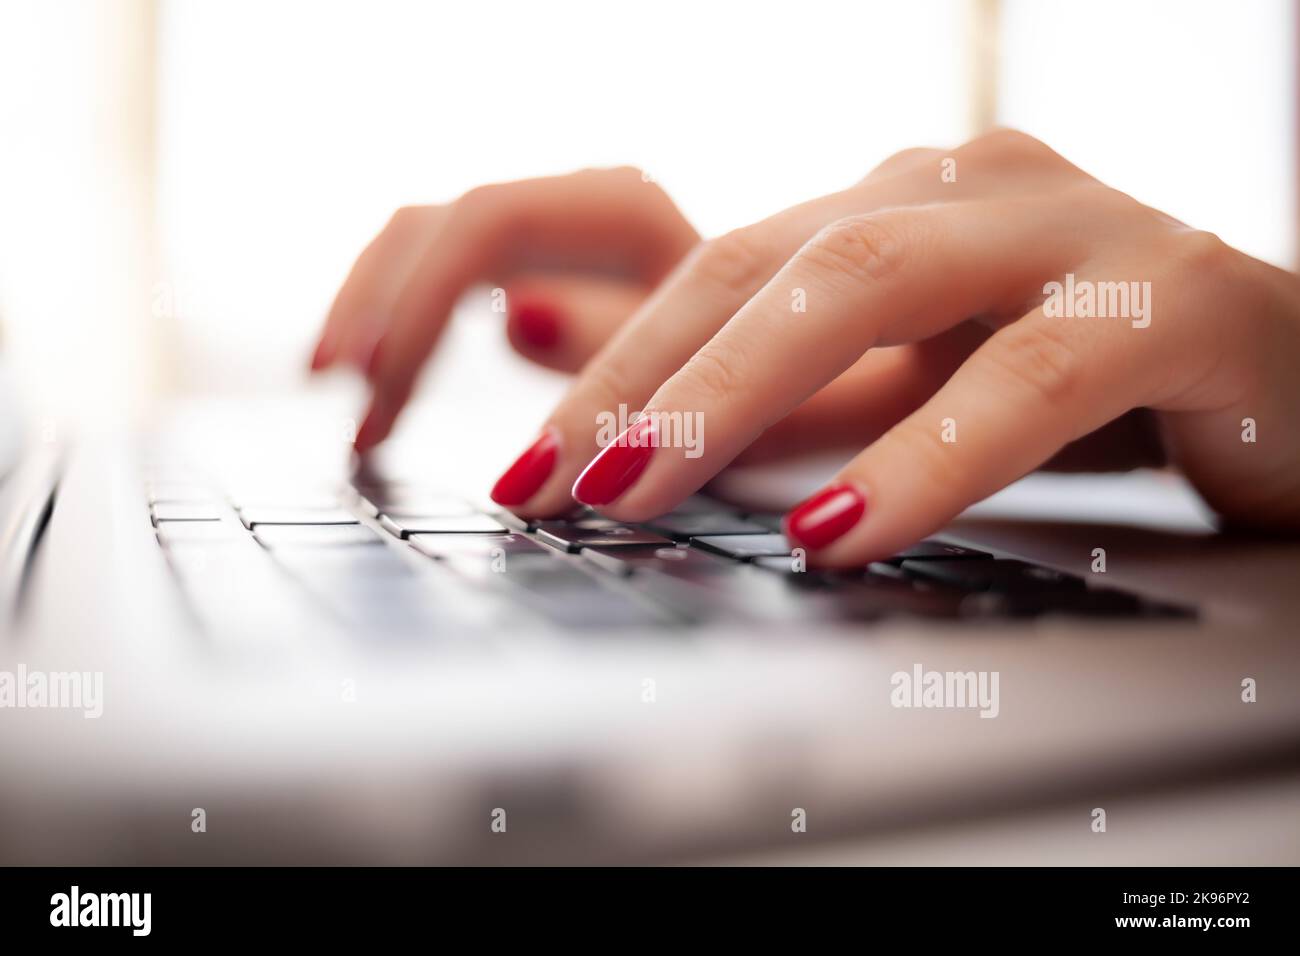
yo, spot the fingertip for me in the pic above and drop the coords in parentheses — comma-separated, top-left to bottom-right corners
(352, 410, 386, 454)
(489, 426, 561, 507)
(507, 299, 564, 351)
(783, 482, 868, 553)
(309, 332, 337, 372)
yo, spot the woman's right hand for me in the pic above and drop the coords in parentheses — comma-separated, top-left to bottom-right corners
(310, 166, 701, 452)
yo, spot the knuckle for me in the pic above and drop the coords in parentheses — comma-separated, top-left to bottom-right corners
(675, 341, 749, 407)
(454, 183, 499, 219)
(960, 127, 1060, 169)
(801, 214, 908, 285)
(987, 323, 1083, 409)
(1175, 229, 1233, 276)
(862, 146, 942, 182)
(688, 226, 773, 294)
(385, 205, 421, 231)
(894, 416, 965, 493)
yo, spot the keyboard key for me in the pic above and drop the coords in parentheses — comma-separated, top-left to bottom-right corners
(156, 521, 240, 545)
(409, 533, 549, 560)
(534, 519, 672, 553)
(901, 558, 1083, 592)
(742, 513, 786, 533)
(581, 544, 731, 578)
(152, 502, 223, 522)
(692, 533, 792, 560)
(239, 507, 359, 529)
(358, 493, 474, 519)
(254, 524, 384, 548)
(888, 540, 992, 563)
(494, 559, 675, 627)
(147, 482, 214, 504)
(642, 512, 772, 540)
(379, 513, 506, 538)
(493, 510, 536, 532)
(231, 492, 343, 511)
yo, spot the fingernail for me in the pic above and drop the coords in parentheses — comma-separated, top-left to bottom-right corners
(491, 426, 561, 506)
(783, 483, 866, 551)
(310, 331, 337, 371)
(572, 417, 656, 506)
(363, 338, 385, 379)
(353, 412, 383, 453)
(510, 300, 563, 350)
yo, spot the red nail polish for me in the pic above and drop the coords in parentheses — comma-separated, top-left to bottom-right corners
(310, 335, 334, 371)
(572, 417, 656, 506)
(490, 427, 560, 506)
(510, 300, 562, 349)
(362, 334, 387, 379)
(783, 483, 866, 550)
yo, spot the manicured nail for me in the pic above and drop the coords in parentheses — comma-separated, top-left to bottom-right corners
(572, 417, 657, 506)
(510, 300, 563, 350)
(310, 330, 337, 371)
(783, 483, 866, 550)
(363, 337, 385, 379)
(491, 426, 560, 506)
(353, 410, 384, 454)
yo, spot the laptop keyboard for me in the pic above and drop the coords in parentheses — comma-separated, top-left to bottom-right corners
(145, 470, 1193, 636)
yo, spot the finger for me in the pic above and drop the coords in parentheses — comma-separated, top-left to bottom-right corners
(575, 198, 1080, 519)
(503, 274, 649, 373)
(783, 309, 1161, 565)
(488, 189, 875, 512)
(734, 325, 988, 465)
(857, 146, 945, 185)
(360, 168, 697, 450)
(312, 205, 445, 371)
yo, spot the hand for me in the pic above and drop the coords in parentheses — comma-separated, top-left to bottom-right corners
(492, 129, 1300, 565)
(311, 167, 700, 452)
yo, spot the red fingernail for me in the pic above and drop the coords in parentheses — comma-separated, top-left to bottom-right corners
(572, 417, 656, 506)
(510, 300, 563, 350)
(354, 412, 382, 453)
(310, 336, 334, 371)
(363, 336, 386, 379)
(491, 427, 560, 506)
(783, 483, 866, 550)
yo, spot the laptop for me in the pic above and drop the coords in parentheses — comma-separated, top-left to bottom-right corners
(1, 324, 1298, 866)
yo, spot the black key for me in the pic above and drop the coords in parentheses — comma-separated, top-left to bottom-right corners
(494, 511, 536, 532)
(901, 558, 1083, 592)
(692, 533, 792, 560)
(254, 524, 383, 548)
(582, 544, 732, 578)
(886, 539, 992, 563)
(408, 533, 549, 560)
(642, 512, 771, 540)
(152, 502, 223, 522)
(239, 507, 359, 529)
(534, 519, 671, 552)
(379, 513, 506, 538)
(494, 558, 674, 627)
(669, 495, 734, 514)
(750, 558, 966, 618)
(742, 513, 785, 533)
